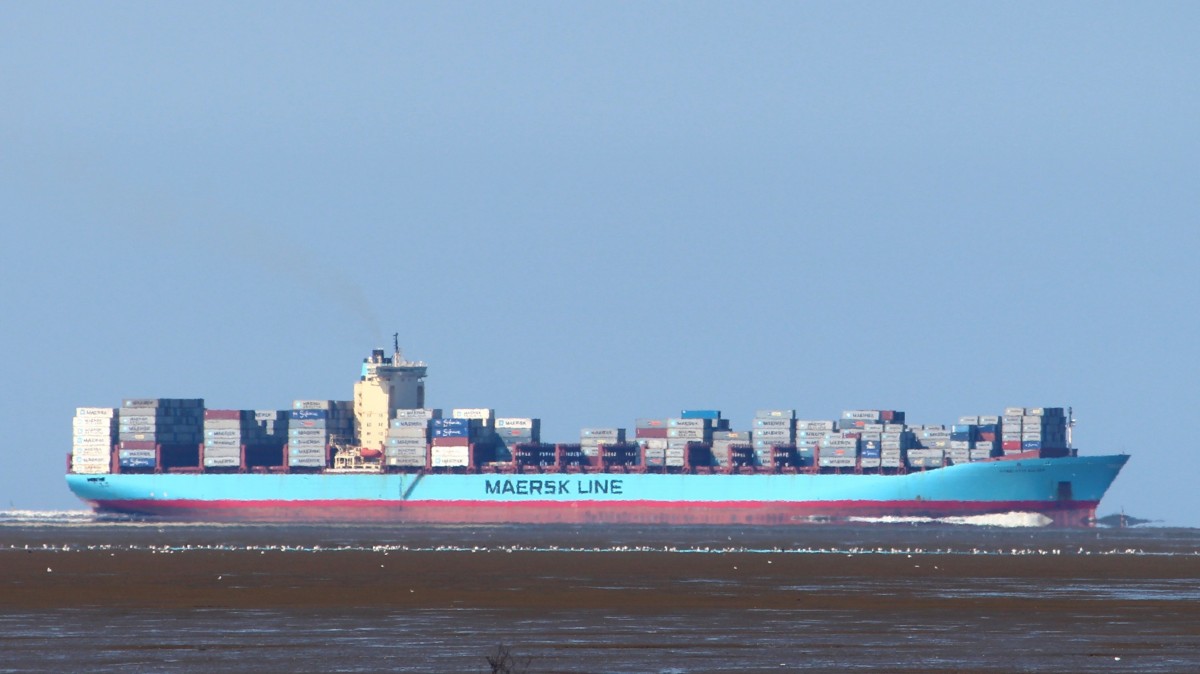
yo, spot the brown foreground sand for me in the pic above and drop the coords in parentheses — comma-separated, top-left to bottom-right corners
(4, 548, 1198, 619)
(4, 547, 1200, 672)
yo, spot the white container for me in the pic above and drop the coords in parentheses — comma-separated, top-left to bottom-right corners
(754, 429, 792, 440)
(203, 456, 240, 468)
(393, 408, 442, 420)
(452, 408, 494, 421)
(76, 407, 117, 418)
(818, 456, 856, 467)
(293, 400, 333, 410)
(431, 446, 470, 467)
(495, 418, 536, 429)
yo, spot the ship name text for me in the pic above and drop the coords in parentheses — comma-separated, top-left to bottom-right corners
(484, 478, 624, 496)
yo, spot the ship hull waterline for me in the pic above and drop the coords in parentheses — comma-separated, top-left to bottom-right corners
(67, 455, 1128, 528)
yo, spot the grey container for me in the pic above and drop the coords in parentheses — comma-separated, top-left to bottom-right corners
(203, 456, 240, 468)
(754, 429, 793, 440)
(818, 456, 856, 468)
(291, 428, 326, 437)
(206, 429, 241, 439)
(581, 428, 626, 441)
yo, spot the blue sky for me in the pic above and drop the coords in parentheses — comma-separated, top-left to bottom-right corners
(1, 3, 1196, 524)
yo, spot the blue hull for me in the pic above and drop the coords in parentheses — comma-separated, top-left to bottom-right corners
(66, 454, 1128, 527)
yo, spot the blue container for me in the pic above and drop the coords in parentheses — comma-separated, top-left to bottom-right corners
(431, 418, 471, 430)
(290, 409, 327, 420)
(681, 410, 721, 420)
(861, 449, 882, 458)
(951, 424, 976, 433)
(1021, 440, 1043, 450)
(118, 457, 156, 469)
(950, 432, 972, 442)
(431, 427, 470, 439)
(977, 424, 998, 433)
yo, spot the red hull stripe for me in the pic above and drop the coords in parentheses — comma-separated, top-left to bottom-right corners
(91, 498, 1101, 527)
(96, 498, 1097, 512)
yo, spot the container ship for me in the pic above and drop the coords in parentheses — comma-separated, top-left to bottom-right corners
(66, 344, 1128, 527)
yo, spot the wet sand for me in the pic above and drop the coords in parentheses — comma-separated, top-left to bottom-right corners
(4, 547, 1198, 617)
(3, 528, 1199, 673)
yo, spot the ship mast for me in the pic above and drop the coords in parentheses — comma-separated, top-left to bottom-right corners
(1067, 406, 1074, 451)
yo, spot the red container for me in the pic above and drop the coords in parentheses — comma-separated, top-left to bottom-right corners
(204, 409, 242, 420)
(978, 431, 997, 441)
(119, 440, 157, 450)
(1002, 440, 1022, 451)
(432, 437, 469, 447)
(636, 428, 668, 439)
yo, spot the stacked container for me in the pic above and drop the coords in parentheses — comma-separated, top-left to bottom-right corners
(1000, 407, 1068, 455)
(118, 398, 204, 471)
(972, 415, 1000, 459)
(1021, 407, 1067, 452)
(580, 427, 626, 462)
(386, 408, 439, 469)
(245, 410, 288, 468)
(1001, 408, 1025, 454)
(795, 420, 836, 467)
(452, 408, 497, 465)
(711, 431, 751, 469)
(72, 407, 116, 474)
(819, 434, 859, 468)
(287, 400, 354, 468)
(253, 410, 289, 444)
(752, 410, 796, 467)
(881, 423, 914, 468)
(494, 417, 540, 461)
(668, 411, 727, 468)
(635, 418, 668, 468)
(431, 416, 479, 468)
(202, 410, 250, 469)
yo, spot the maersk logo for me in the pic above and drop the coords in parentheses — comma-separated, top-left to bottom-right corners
(484, 478, 624, 496)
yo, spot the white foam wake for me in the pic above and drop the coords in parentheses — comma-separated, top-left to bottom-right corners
(0, 510, 98, 525)
(847, 511, 1053, 528)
